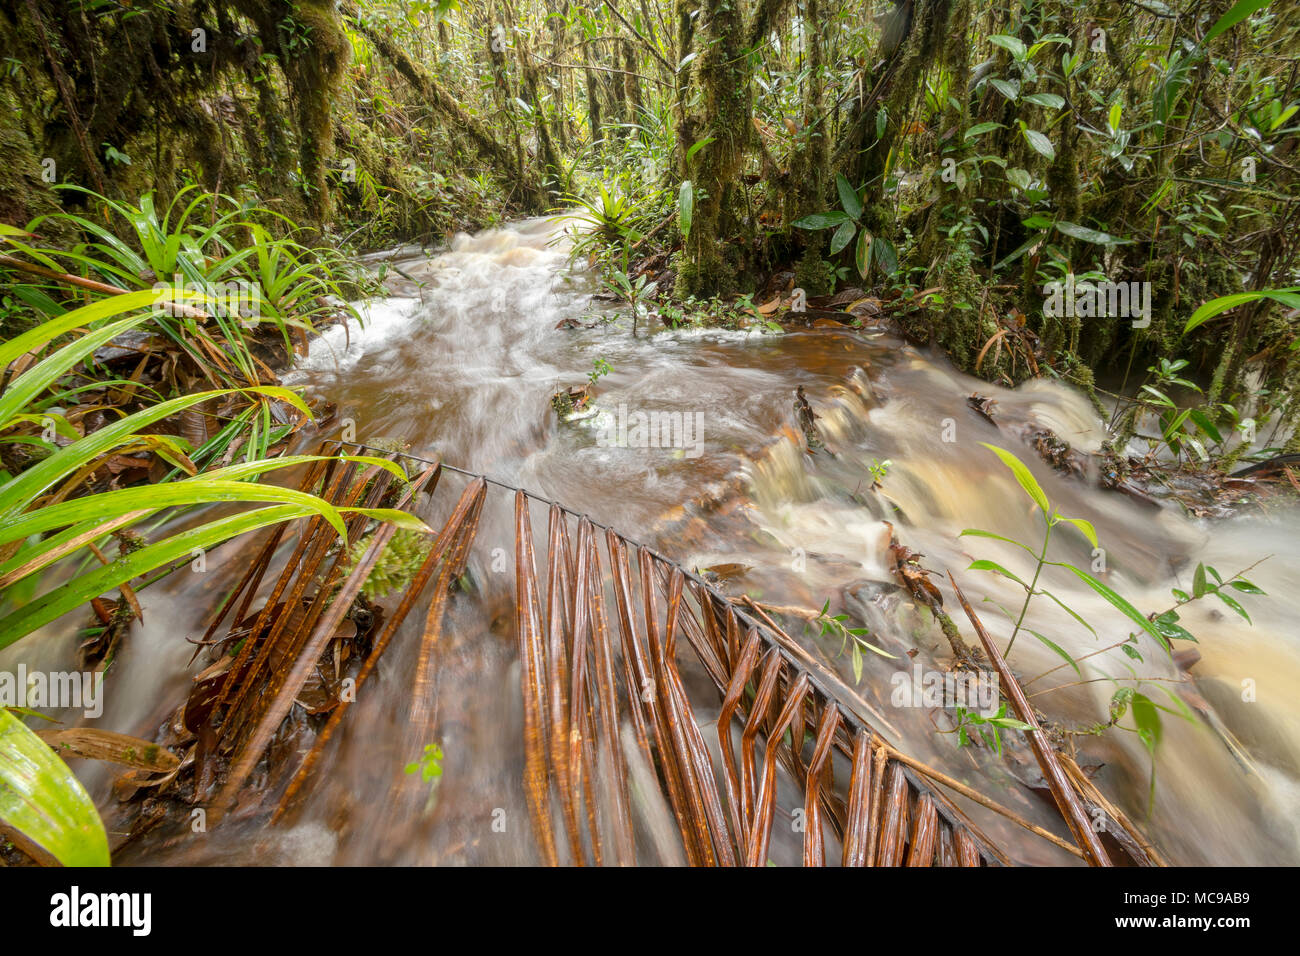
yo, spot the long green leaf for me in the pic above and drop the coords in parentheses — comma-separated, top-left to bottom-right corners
(1182, 288, 1300, 334)
(829, 219, 856, 255)
(1055, 563, 1169, 651)
(0, 289, 166, 372)
(0, 312, 162, 429)
(980, 443, 1050, 513)
(1028, 629, 1082, 677)
(0, 504, 313, 649)
(0, 481, 350, 546)
(1060, 517, 1099, 548)
(1204, 0, 1272, 44)
(1, 386, 310, 516)
(0, 455, 413, 582)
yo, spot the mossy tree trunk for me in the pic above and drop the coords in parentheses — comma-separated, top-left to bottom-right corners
(584, 39, 604, 144)
(840, 0, 953, 209)
(786, 0, 833, 295)
(234, 0, 350, 223)
(678, 0, 792, 297)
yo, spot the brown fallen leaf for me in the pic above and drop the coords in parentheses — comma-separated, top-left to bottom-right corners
(38, 729, 180, 773)
(700, 562, 752, 581)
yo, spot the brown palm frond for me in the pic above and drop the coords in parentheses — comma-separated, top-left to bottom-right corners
(205, 453, 439, 817)
(947, 573, 1111, 867)
(129, 442, 1160, 867)
(487, 488, 1034, 866)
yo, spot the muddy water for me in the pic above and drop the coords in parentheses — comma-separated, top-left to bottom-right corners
(20, 218, 1299, 865)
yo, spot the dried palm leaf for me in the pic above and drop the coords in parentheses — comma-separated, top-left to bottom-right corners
(129, 442, 1161, 868)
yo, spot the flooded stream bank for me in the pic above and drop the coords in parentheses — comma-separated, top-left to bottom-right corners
(12, 218, 1298, 866)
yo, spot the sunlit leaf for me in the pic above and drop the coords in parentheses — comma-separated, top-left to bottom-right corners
(1022, 128, 1055, 160)
(980, 443, 1050, 513)
(0, 709, 109, 866)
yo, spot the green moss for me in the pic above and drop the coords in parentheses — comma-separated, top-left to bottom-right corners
(900, 236, 999, 375)
(0, 84, 63, 228)
(793, 242, 834, 296)
(347, 527, 432, 601)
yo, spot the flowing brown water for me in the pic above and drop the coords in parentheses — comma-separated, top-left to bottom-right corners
(13, 218, 1299, 865)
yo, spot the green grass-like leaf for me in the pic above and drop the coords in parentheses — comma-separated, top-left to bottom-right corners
(0, 708, 109, 866)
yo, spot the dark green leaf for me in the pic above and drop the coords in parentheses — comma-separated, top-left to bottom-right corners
(792, 211, 850, 230)
(1215, 590, 1252, 623)
(829, 219, 857, 255)
(835, 173, 862, 222)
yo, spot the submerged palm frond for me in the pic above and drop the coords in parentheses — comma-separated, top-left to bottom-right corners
(119, 442, 1159, 867)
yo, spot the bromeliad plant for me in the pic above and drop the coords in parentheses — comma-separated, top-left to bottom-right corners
(9, 186, 358, 392)
(559, 178, 646, 268)
(3, 191, 360, 474)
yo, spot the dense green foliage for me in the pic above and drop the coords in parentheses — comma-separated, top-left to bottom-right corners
(5, 0, 1295, 448)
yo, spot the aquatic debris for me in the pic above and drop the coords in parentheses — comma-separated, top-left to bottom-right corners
(550, 384, 594, 421)
(343, 527, 433, 600)
(794, 385, 824, 453)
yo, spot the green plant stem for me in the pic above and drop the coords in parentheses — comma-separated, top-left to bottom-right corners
(1026, 675, 1185, 700)
(1023, 637, 1130, 687)
(1005, 519, 1051, 658)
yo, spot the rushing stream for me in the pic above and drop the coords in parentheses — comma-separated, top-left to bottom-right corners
(11, 218, 1299, 865)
